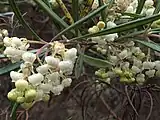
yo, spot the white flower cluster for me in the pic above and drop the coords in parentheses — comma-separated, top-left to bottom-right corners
(7, 41, 77, 109)
(95, 41, 160, 85)
(3, 37, 30, 62)
(0, 29, 8, 41)
(88, 21, 118, 54)
(125, 0, 157, 16)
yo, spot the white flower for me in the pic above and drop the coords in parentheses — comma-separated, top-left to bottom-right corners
(145, 70, 155, 78)
(119, 49, 128, 59)
(133, 58, 142, 68)
(45, 56, 60, 67)
(10, 71, 23, 82)
(4, 47, 16, 56)
(52, 84, 64, 95)
(59, 60, 74, 75)
(62, 78, 72, 87)
(35, 90, 43, 101)
(64, 48, 77, 62)
(104, 33, 118, 42)
(3, 37, 11, 47)
(11, 37, 22, 47)
(126, 6, 134, 13)
(143, 61, 155, 69)
(110, 56, 118, 63)
(146, 8, 155, 16)
(121, 62, 130, 70)
(36, 64, 49, 75)
(28, 73, 44, 86)
(47, 72, 59, 81)
(2, 29, 8, 37)
(155, 61, 160, 70)
(22, 52, 36, 63)
(136, 74, 145, 83)
(156, 70, 160, 77)
(107, 21, 117, 28)
(145, 0, 154, 7)
(131, 66, 141, 74)
(39, 83, 52, 93)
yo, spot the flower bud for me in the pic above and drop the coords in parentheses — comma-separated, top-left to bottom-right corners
(92, 26, 99, 33)
(15, 79, 28, 91)
(28, 73, 44, 86)
(136, 74, 145, 83)
(16, 97, 25, 103)
(62, 78, 72, 87)
(120, 77, 128, 82)
(3, 37, 11, 47)
(25, 89, 37, 102)
(7, 90, 17, 101)
(21, 102, 33, 110)
(114, 68, 123, 75)
(4, 47, 16, 56)
(97, 21, 105, 29)
(64, 48, 77, 62)
(42, 94, 50, 102)
(2, 29, 8, 37)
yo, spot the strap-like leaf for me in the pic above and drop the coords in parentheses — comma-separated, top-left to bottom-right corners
(33, 0, 69, 29)
(134, 39, 160, 52)
(82, 54, 112, 68)
(71, 13, 160, 40)
(8, 0, 43, 41)
(136, 0, 146, 14)
(51, 4, 108, 41)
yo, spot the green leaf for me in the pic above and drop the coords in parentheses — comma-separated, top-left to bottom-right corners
(75, 54, 84, 79)
(8, 0, 43, 41)
(51, 4, 108, 41)
(154, 0, 160, 14)
(98, 0, 106, 23)
(72, 0, 79, 36)
(11, 102, 19, 120)
(136, 0, 146, 14)
(122, 12, 144, 19)
(134, 39, 160, 52)
(0, 62, 21, 75)
(82, 54, 112, 68)
(33, 0, 69, 29)
(71, 13, 160, 40)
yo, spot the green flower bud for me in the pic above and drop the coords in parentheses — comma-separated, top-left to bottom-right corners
(120, 77, 128, 83)
(21, 102, 33, 110)
(97, 21, 105, 29)
(25, 89, 37, 102)
(7, 90, 17, 101)
(114, 68, 123, 76)
(15, 79, 28, 91)
(17, 97, 25, 103)
(101, 73, 108, 78)
(42, 94, 50, 102)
